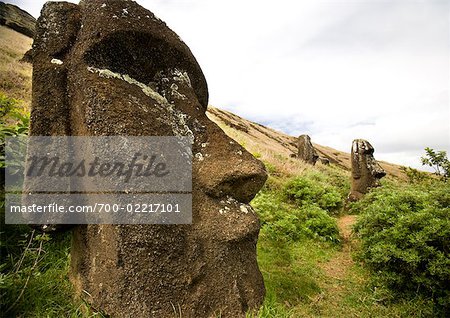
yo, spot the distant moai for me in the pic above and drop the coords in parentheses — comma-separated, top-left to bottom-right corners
(30, 0, 267, 317)
(348, 139, 386, 201)
(297, 134, 319, 165)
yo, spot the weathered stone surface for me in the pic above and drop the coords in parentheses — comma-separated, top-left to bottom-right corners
(297, 134, 318, 165)
(30, 0, 267, 316)
(348, 139, 386, 201)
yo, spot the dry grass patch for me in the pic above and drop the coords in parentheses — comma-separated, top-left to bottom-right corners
(0, 25, 33, 109)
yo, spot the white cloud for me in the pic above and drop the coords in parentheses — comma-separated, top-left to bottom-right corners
(8, 0, 450, 169)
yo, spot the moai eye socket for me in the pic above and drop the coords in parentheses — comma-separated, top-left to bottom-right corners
(364, 147, 375, 155)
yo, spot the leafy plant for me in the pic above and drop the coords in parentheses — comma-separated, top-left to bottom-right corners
(353, 182, 450, 314)
(421, 147, 449, 179)
(400, 166, 431, 184)
(252, 178, 340, 244)
(283, 176, 343, 214)
(1, 92, 29, 169)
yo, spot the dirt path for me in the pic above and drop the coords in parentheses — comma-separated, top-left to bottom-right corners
(320, 215, 357, 282)
(337, 215, 357, 242)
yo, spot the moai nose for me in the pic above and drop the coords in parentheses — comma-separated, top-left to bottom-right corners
(196, 127, 267, 203)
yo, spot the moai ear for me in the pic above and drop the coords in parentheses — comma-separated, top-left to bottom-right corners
(26, 3, 81, 232)
(30, 2, 81, 136)
(351, 140, 362, 179)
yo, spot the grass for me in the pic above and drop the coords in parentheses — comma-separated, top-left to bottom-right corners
(0, 226, 99, 317)
(252, 221, 436, 318)
(247, 160, 438, 317)
(0, 25, 32, 110)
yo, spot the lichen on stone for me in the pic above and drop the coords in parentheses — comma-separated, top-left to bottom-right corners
(87, 66, 194, 143)
(51, 58, 63, 65)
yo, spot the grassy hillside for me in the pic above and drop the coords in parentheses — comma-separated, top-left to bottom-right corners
(207, 107, 407, 180)
(0, 25, 32, 110)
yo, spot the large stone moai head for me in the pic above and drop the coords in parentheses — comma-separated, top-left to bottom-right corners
(348, 139, 386, 201)
(297, 134, 319, 165)
(30, 1, 267, 316)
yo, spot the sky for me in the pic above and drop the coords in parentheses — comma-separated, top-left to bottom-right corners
(8, 0, 450, 170)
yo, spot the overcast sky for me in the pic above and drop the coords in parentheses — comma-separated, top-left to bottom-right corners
(8, 0, 450, 170)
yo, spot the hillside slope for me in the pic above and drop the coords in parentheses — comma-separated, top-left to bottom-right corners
(207, 107, 406, 179)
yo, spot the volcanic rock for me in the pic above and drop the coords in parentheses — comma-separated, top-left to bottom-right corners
(297, 134, 319, 165)
(348, 139, 386, 201)
(30, 1, 267, 317)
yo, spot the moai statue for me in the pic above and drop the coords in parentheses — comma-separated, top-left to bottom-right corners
(348, 139, 386, 201)
(30, 1, 267, 317)
(297, 134, 319, 165)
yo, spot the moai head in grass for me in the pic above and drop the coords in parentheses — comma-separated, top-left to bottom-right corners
(348, 139, 386, 201)
(30, 0, 267, 316)
(297, 134, 319, 165)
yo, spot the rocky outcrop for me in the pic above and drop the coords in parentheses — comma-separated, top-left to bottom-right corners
(348, 139, 386, 201)
(0, 2, 36, 38)
(30, 0, 267, 317)
(297, 134, 319, 165)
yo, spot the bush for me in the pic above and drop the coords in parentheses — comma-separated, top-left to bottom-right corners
(0, 92, 29, 136)
(283, 176, 343, 214)
(0, 96, 85, 316)
(400, 166, 432, 184)
(252, 183, 340, 243)
(353, 182, 450, 314)
(1, 93, 29, 170)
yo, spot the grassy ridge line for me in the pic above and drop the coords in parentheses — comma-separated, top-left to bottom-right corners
(206, 106, 408, 180)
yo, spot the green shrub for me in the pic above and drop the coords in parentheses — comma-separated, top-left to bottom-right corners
(1, 92, 29, 170)
(400, 166, 432, 184)
(0, 92, 29, 136)
(302, 205, 340, 243)
(283, 176, 343, 213)
(353, 182, 450, 314)
(252, 187, 340, 243)
(0, 96, 88, 316)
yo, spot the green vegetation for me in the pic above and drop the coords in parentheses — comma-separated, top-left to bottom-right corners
(0, 229, 91, 317)
(421, 147, 449, 179)
(400, 166, 432, 184)
(352, 181, 450, 315)
(250, 160, 444, 317)
(1, 92, 29, 137)
(1, 91, 448, 316)
(253, 174, 342, 244)
(0, 93, 99, 316)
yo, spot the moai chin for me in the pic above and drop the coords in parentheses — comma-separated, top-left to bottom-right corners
(297, 134, 319, 165)
(348, 139, 386, 201)
(30, 1, 267, 316)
